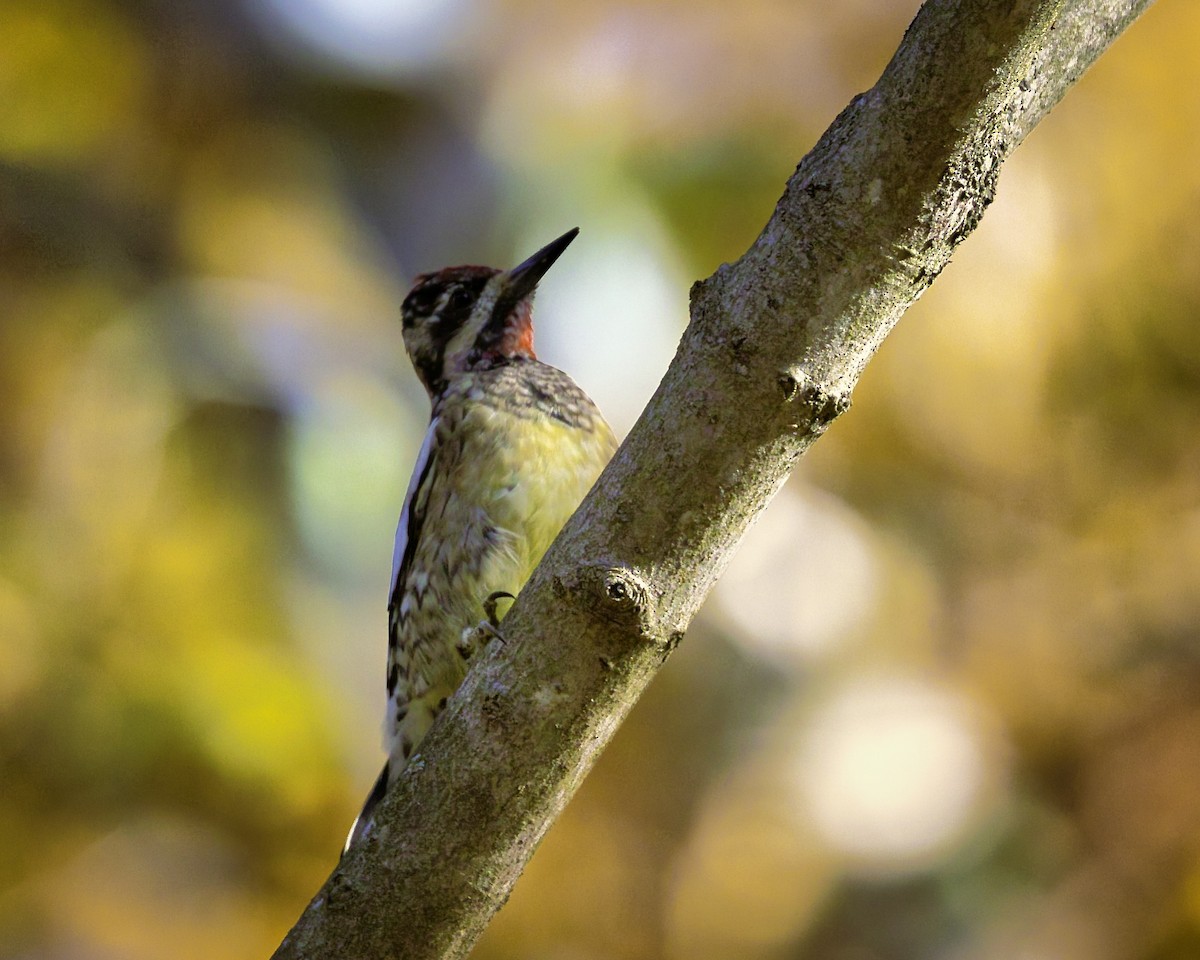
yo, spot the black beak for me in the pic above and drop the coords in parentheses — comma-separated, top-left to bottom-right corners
(504, 228, 579, 302)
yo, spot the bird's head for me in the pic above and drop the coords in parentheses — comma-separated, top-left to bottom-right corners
(400, 228, 578, 397)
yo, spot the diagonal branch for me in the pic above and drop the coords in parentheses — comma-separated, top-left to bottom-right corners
(273, 0, 1155, 956)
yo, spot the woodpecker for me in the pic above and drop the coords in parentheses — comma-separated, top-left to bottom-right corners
(346, 228, 616, 851)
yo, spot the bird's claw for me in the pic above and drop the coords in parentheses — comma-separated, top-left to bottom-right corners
(484, 590, 514, 630)
(457, 591, 515, 659)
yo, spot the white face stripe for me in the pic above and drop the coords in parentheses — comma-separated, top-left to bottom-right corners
(390, 415, 440, 600)
(441, 273, 505, 378)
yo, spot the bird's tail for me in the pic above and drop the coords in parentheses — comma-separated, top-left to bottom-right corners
(343, 763, 389, 855)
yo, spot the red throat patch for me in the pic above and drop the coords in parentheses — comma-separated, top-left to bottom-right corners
(497, 300, 537, 360)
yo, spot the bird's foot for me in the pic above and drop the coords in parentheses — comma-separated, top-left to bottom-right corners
(456, 591, 515, 660)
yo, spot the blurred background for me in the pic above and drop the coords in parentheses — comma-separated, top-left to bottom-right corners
(2, 0, 1199, 957)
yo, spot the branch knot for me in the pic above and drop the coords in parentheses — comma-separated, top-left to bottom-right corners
(557, 563, 666, 648)
(778, 368, 851, 432)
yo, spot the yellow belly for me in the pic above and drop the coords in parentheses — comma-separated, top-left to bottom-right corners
(384, 389, 616, 766)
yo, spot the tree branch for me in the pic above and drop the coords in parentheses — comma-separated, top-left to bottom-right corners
(273, 0, 1155, 956)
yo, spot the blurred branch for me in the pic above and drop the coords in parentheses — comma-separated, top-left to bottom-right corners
(273, 0, 1154, 957)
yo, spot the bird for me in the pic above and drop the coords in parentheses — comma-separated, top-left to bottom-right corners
(345, 228, 617, 851)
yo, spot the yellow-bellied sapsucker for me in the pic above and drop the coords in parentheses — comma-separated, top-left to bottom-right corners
(346, 228, 616, 850)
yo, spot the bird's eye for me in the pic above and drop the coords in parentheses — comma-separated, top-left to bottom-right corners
(448, 287, 472, 311)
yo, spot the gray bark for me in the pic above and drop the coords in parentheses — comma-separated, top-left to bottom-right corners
(273, 0, 1155, 956)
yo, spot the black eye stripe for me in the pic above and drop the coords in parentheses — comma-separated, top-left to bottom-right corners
(403, 277, 487, 327)
(429, 292, 474, 339)
(402, 285, 441, 326)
